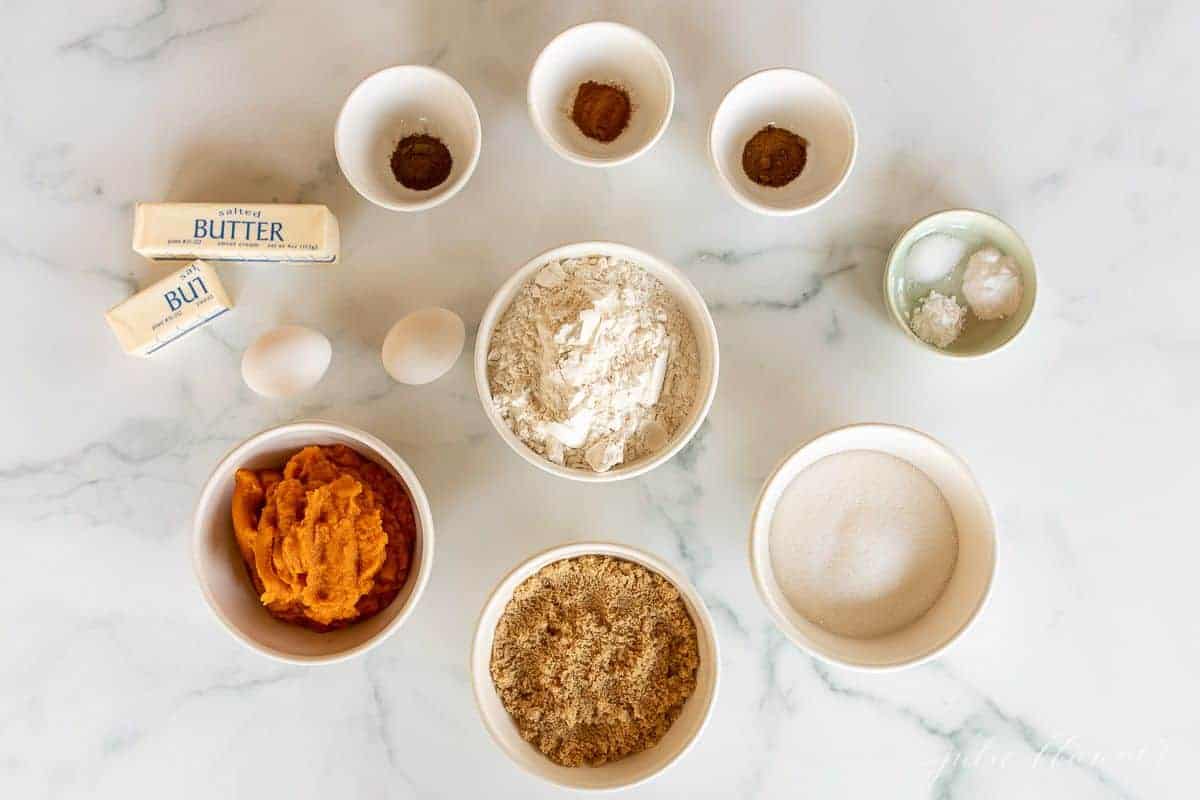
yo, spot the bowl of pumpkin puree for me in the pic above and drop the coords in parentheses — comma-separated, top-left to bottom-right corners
(193, 421, 434, 664)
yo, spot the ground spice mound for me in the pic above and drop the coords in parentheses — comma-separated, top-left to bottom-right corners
(231, 445, 416, 631)
(390, 133, 453, 190)
(571, 81, 631, 143)
(489, 555, 700, 767)
(742, 124, 808, 187)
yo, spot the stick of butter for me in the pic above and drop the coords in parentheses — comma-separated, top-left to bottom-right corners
(105, 260, 233, 356)
(132, 203, 339, 263)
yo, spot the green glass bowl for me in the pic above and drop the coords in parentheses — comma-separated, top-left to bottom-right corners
(884, 209, 1037, 357)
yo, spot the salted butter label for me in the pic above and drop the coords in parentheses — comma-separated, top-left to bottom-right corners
(133, 203, 339, 264)
(105, 259, 233, 357)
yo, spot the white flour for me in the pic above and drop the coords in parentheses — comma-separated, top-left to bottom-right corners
(768, 450, 959, 638)
(487, 255, 700, 472)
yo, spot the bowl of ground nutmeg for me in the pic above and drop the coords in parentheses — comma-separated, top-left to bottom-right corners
(472, 542, 719, 790)
(709, 68, 857, 215)
(528, 22, 674, 167)
(336, 65, 481, 212)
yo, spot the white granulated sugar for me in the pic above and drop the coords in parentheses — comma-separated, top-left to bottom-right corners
(962, 246, 1023, 320)
(768, 450, 959, 639)
(905, 232, 969, 284)
(487, 255, 700, 473)
(910, 290, 967, 348)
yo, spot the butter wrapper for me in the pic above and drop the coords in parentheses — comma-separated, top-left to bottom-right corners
(105, 260, 232, 357)
(132, 203, 339, 264)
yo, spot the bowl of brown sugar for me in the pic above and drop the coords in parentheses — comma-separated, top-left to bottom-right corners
(471, 542, 719, 790)
(528, 22, 674, 167)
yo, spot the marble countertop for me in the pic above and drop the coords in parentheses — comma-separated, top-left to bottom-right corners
(4, 1, 1197, 797)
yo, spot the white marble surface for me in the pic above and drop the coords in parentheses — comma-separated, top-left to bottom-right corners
(3, 1, 1198, 797)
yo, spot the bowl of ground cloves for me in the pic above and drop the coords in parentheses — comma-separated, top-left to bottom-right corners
(336, 64, 481, 212)
(528, 22, 674, 167)
(709, 68, 857, 215)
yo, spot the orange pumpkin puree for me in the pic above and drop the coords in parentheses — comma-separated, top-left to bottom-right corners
(231, 445, 416, 630)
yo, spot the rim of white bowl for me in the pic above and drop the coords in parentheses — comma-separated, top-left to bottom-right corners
(747, 422, 998, 672)
(883, 207, 1039, 359)
(334, 64, 482, 212)
(526, 21, 675, 168)
(474, 241, 719, 482)
(470, 540, 721, 791)
(707, 67, 858, 216)
(190, 419, 435, 665)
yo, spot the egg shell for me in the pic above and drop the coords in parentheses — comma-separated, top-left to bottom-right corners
(241, 325, 331, 398)
(381, 307, 465, 385)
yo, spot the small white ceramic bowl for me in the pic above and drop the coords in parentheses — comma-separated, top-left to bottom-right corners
(475, 241, 719, 482)
(885, 208, 1038, 357)
(709, 68, 857, 215)
(192, 420, 435, 664)
(335, 65, 481, 212)
(749, 423, 996, 670)
(471, 541, 720, 791)
(528, 22, 674, 167)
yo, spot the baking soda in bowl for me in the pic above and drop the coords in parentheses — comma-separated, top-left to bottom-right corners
(768, 450, 959, 639)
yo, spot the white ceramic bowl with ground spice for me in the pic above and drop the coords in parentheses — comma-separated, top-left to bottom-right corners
(471, 541, 720, 791)
(474, 241, 719, 482)
(528, 22, 674, 167)
(335, 65, 481, 212)
(749, 423, 997, 670)
(192, 420, 435, 665)
(709, 68, 857, 215)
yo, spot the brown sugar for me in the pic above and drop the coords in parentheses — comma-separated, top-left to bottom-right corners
(390, 134, 453, 191)
(571, 81, 632, 143)
(742, 125, 808, 187)
(489, 555, 700, 767)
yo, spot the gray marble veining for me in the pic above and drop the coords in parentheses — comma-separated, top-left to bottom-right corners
(2, 0, 1197, 797)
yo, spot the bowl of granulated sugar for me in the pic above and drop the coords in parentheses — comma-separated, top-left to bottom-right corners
(749, 423, 997, 670)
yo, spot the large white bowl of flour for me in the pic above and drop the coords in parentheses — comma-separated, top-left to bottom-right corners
(750, 423, 997, 669)
(475, 242, 719, 482)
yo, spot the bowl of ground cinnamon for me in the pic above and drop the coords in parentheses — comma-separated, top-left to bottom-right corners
(472, 542, 719, 790)
(709, 68, 857, 215)
(336, 65, 481, 212)
(528, 22, 674, 167)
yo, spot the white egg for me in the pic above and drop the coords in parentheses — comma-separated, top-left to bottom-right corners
(381, 307, 465, 385)
(241, 325, 331, 398)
